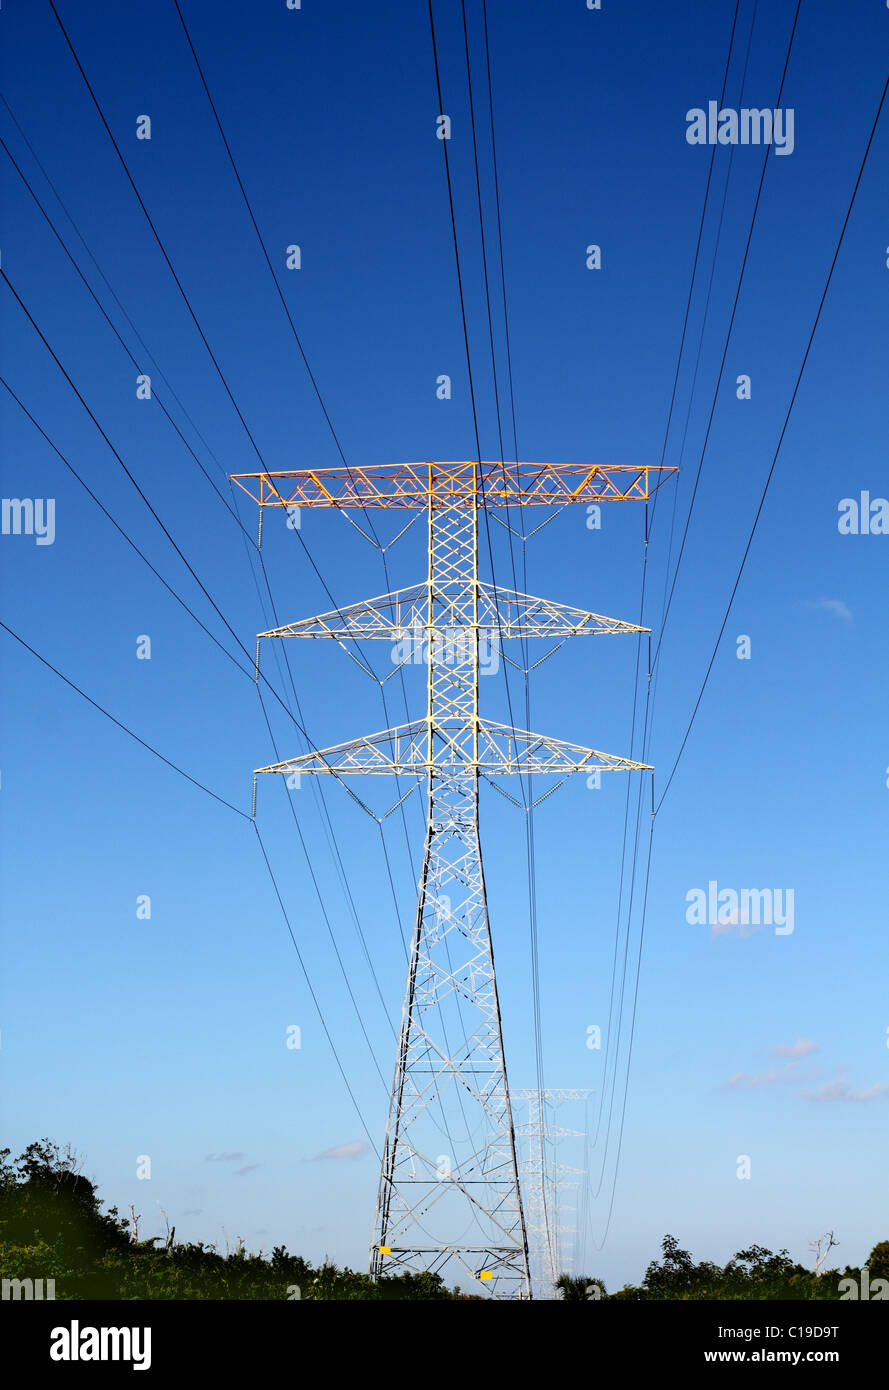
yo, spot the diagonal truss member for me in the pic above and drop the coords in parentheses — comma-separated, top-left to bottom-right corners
(232, 461, 675, 1299)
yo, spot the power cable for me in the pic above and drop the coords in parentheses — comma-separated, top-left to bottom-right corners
(0, 618, 250, 820)
(651, 0, 802, 669)
(252, 821, 381, 1155)
(648, 0, 742, 534)
(428, 0, 534, 1260)
(655, 64, 889, 816)
(165, 0, 470, 1154)
(590, 0, 746, 1160)
(591, 29, 889, 1252)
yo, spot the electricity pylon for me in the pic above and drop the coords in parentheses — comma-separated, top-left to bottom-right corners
(513, 1088, 590, 1298)
(232, 460, 675, 1299)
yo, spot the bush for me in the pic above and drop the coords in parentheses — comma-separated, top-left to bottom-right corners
(0, 1141, 458, 1300)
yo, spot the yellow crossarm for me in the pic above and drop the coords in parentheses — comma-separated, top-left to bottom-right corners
(230, 460, 677, 510)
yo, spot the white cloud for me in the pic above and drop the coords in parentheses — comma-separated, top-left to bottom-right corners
(724, 1061, 799, 1090)
(807, 598, 853, 623)
(802, 1079, 889, 1103)
(315, 1140, 370, 1161)
(771, 1039, 817, 1058)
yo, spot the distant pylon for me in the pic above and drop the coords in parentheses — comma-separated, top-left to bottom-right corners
(232, 461, 675, 1298)
(513, 1088, 591, 1298)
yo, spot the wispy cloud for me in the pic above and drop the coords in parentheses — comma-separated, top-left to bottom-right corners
(724, 1061, 800, 1091)
(315, 1140, 370, 1161)
(802, 1079, 889, 1103)
(205, 1152, 246, 1162)
(711, 914, 766, 940)
(726, 1042, 884, 1104)
(806, 598, 853, 623)
(235, 1164, 261, 1177)
(771, 1039, 818, 1059)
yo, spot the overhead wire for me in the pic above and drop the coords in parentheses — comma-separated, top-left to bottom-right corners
(585, 0, 767, 1246)
(41, 4, 423, 1080)
(170, 0, 481, 1155)
(428, 0, 538, 1256)
(252, 821, 381, 1155)
(0, 94, 362, 840)
(589, 0, 745, 1166)
(649, 0, 760, 749)
(168, 0, 429, 921)
(654, 63, 889, 817)
(0, 618, 250, 821)
(591, 0, 797, 1242)
(650, 0, 802, 671)
(648, 0, 742, 536)
(0, 106, 248, 535)
(2, 598, 383, 1144)
(56, 0, 462, 1154)
(0, 371, 265, 685)
(1, 129, 399, 1103)
(469, 0, 553, 1281)
(592, 0, 799, 1240)
(170, 0, 430, 938)
(591, 11, 888, 1253)
(167, 1, 428, 891)
(0, 317, 394, 1099)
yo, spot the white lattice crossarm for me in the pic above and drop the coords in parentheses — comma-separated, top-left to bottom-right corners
(254, 717, 651, 777)
(512, 1089, 593, 1102)
(512, 1125, 584, 1140)
(258, 581, 646, 641)
(259, 584, 427, 641)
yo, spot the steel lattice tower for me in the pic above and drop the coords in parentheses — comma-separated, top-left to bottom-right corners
(513, 1088, 590, 1298)
(232, 460, 675, 1299)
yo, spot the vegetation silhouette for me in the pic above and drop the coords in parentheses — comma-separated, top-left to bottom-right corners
(2, 1144, 885, 1301)
(566, 1232, 889, 1301)
(0, 1141, 456, 1300)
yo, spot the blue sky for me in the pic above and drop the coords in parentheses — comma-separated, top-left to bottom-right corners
(1, 0, 887, 1291)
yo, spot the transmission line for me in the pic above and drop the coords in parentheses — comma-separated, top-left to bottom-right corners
(591, 28, 888, 1253)
(651, 0, 802, 670)
(655, 64, 889, 816)
(165, 0, 475, 1155)
(650, 0, 760, 747)
(428, 0, 536, 1262)
(252, 821, 381, 1156)
(460, 0, 553, 1267)
(2, 363, 395, 1095)
(0, 95, 247, 528)
(0, 618, 250, 820)
(592, 0, 801, 1228)
(648, 0, 742, 533)
(588, 0, 746, 1171)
